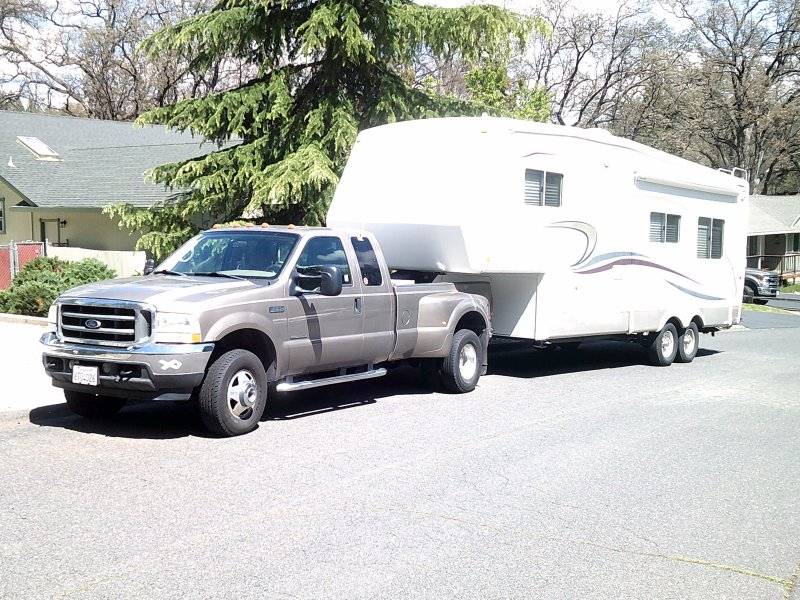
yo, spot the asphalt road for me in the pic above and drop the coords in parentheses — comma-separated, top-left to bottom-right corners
(1, 326, 799, 599)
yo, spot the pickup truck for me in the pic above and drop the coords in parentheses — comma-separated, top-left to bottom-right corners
(40, 226, 491, 436)
(743, 267, 780, 305)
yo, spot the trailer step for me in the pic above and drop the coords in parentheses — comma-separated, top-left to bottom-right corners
(275, 367, 387, 392)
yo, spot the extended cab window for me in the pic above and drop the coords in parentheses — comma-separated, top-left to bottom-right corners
(296, 236, 352, 285)
(351, 237, 382, 286)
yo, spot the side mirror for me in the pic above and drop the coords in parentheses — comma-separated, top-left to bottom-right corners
(294, 265, 343, 296)
(318, 266, 343, 296)
(143, 258, 155, 275)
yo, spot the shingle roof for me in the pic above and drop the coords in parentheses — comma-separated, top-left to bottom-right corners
(0, 110, 218, 208)
(749, 194, 800, 235)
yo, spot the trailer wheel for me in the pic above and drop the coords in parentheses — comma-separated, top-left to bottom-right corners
(675, 322, 699, 363)
(198, 349, 268, 437)
(647, 323, 678, 367)
(440, 329, 483, 393)
(64, 391, 126, 418)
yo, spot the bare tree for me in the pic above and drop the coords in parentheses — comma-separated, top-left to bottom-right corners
(2, 0, 251, 119)
(522, 0, 673, 128)
(658, 0, 800, 193)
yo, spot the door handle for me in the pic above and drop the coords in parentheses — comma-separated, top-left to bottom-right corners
(354, 298, 362, 314)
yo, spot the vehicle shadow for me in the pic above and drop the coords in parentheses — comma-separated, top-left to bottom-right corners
(28, 342, 721, 438)
(487, 339, 721, 378)
(28, 400, 210, 440)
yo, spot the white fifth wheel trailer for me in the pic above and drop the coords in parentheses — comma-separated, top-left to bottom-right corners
(327, 117, 749, 365)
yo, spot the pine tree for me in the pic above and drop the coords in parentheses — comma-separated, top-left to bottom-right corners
(107, 0, 536, 258)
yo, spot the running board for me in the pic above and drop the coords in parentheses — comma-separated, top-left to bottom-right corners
(275, 367, 387, 392)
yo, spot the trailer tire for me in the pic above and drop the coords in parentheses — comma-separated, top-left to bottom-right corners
(675, 322, 699, 363)
(198, 349, 268, 437)
(440, 329, 483, 393)
(647, 323, 678, 367)
(64, 391, 126, 418)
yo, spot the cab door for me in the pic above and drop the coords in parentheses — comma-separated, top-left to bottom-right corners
(349, 235, 395, 364)
(286, 235, 364, 372)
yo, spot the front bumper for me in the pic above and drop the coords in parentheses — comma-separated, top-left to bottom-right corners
(40, 332, 214, 401)
(756, 286, 779, 297)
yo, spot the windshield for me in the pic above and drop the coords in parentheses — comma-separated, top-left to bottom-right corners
(156, 230, 299, 279)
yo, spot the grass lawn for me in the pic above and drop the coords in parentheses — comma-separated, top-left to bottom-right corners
(781, 284, 800, 293)
(742, 303, 799, 315)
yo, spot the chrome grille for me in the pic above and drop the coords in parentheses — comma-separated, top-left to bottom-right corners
(766, 274, 780, 292)
(58, 301, 152, 346)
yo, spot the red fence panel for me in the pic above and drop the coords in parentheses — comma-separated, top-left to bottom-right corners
(0, 246, 11, 290)
(15, 242, 44, 271)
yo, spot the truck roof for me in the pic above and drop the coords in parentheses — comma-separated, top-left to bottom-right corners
(204, 224, 373, 238)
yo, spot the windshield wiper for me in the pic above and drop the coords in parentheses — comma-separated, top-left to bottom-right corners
(192, 271, 249, 281)
(152, 269, 187, 277)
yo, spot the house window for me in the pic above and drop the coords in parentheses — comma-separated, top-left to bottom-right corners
(698, 217, 724, 259)
(0, 198, 5, 233)
(649, 212, 680, 243)
(747, 236, 759, 256)
(524, 169, 562, 207)
(790, 233, 800, 253)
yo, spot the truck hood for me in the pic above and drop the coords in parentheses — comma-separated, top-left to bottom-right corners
(60, 275, 255, 306)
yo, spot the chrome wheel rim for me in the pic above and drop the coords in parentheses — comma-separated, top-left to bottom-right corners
(682, 328, 696, 355)
(227, 369, 257, 420)
(661, 330, 675, 358)
(458, 343, 478, 380)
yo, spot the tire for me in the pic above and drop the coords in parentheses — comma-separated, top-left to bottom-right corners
(440, 329, 483, 393)
(647, 323, 678, 367)
(753, 298, 769, 305)
(198, 349, 268, 437)
(675, 322, 699, 363)
(743, 284, 756, 304)
(64, 390, 126, 418)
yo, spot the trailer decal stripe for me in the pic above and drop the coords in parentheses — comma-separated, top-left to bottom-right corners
(576, 257, 700, 285)
(666, 281, 725, 301)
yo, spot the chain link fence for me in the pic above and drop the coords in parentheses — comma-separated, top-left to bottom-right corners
(0, 241, 46, 290)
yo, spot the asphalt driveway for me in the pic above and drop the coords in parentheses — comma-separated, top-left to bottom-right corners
(0, 323, 799, 599)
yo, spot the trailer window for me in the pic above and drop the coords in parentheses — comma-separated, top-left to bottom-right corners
(524, 169, 562, 207)
(350, 237, 382, 287)
(649, 212, 680, 243)
(697, 217, 724, 259)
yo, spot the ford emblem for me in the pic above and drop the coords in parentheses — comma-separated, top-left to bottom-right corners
(84, 319, 102, 330)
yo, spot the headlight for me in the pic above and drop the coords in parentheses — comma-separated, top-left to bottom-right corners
(153, 312, 202, 344)
(47, 304, 57, 333)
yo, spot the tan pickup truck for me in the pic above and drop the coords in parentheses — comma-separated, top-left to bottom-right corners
(41, 226, 491, 436)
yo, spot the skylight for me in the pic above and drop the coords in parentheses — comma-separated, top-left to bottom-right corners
(16, 136, 61, 161)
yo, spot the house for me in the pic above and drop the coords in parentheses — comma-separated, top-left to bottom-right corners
(0, 110, 209, 251)
(747, 194, 800, 279)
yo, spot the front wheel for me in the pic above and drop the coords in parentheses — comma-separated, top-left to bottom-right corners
(440, 329, 483, 393)
(64, 391, 126, 418)
(647, 323, 678, 367)
(198, 349, 268, 437)
(753, 298, 769, 305)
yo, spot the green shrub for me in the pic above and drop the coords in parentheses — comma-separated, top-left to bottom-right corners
(0, 257, 117, 317)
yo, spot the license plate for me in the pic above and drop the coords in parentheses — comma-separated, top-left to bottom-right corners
(72, 365, 99, 386)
